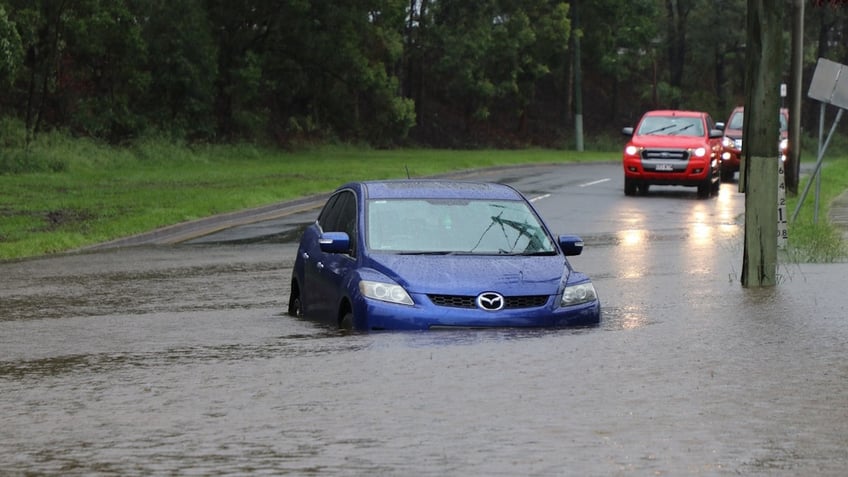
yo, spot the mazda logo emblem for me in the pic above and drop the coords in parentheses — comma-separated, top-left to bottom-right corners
(476, 292, 505, 311)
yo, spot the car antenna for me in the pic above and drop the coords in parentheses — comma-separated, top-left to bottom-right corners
(405, 165, 410, 179)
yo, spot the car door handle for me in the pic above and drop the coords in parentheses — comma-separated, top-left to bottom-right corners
(316, 262, 324, 270)
(302, 252, 309, 260)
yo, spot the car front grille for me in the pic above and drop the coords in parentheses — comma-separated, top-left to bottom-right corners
(641, 149, 689, 161)
(428, 294, 549, 309)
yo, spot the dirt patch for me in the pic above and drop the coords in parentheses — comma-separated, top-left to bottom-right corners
(44, 209, 95, 230)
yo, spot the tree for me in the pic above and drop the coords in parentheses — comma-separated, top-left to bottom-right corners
(409, 0, 571, 146)
(60, 0, 149, 141)
(664, 0, 695, 108)
(580, 0, 660, 119)
(687, 0, 747, 115)
(134, 0, 217, 140)
(0, 5, 22, 88)
(2, 0, 150, 142)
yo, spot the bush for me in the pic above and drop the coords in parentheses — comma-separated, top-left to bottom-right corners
(0, 118, 69, 174)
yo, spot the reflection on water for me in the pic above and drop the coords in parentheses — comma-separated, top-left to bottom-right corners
(599, 305, 655, 331)
(614, 228, 650, 279)
(688, 205, 713, 247)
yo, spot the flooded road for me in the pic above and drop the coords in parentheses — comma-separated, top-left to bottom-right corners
(2, 164, 848, 475)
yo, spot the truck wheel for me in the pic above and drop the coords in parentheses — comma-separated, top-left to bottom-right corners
(697, 180, 711, 199)
(624, 179, 637, 196)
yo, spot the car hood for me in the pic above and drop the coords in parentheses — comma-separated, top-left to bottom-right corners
(363, 253, 569, 296)
(631, 134, 709, 148)
(724, 128, 742, 139)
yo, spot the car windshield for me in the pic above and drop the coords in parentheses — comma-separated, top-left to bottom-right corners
(637, 116, 704, 137)
(728, 111, 744, 129)
(728, 110, 788, 132)
(366, 198, 556, 255)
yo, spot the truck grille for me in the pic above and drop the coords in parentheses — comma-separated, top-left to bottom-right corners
(641, 149, 689, 161)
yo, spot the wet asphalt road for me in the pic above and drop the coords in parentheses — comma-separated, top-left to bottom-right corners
(1, 163, 847, 476)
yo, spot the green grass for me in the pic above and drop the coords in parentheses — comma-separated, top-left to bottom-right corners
(0, 139, 614, 260)
(785, 156, 848, 263)
(1, 132, 846, 262)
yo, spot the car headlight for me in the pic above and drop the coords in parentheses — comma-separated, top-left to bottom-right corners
(560, 282, 598, 307)
(721, 137, 734, 148)
(779, 138, 788, 153)
(693, 147, 707, 157)
(625, 145, 640, 156)
(360, 280, 414, 305)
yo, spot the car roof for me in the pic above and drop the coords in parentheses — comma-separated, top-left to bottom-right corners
(349, 180, 524, 201)
(728, 106, 789, 116)
(642, 110, 706, 118)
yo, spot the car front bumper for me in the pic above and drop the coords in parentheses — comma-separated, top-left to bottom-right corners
(352, 294, 601, 331)
(721, 148, 741, 171)
(623, 157, 715, 185)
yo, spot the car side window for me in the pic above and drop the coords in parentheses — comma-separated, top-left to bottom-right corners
(335, 191, 357, 255)
(317, 194, 341, 231)
(318, 190, 357, 256)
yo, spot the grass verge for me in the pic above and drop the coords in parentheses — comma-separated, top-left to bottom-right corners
(0, 139, 613, 260)
(2, 135, 846, 262)
(785, 156, 848, 263)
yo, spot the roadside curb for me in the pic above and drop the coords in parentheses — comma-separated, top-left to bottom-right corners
(828, 189, 848, 240)
(83, 194, 330, 250)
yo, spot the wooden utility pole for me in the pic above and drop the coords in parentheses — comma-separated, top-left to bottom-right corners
(741, 0, 783, 287)
(787, 0, 804, 194)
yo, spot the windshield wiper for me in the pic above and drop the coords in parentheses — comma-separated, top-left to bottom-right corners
(669, 123, 694, 135)
(518, 250, 557, 256)
(397, 251, 454, 255)
(643, 124, 676, 135)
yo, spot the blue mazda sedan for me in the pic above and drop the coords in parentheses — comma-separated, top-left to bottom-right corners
(288, 180, 601, 331)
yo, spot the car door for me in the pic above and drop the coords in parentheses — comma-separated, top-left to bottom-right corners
(305, 189, 358, 323)
(705, 114, 723, 171)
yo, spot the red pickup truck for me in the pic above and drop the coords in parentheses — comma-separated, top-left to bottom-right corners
(621, 110, 724, 199)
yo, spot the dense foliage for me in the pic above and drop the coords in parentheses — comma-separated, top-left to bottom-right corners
(1, 0, 847, 151)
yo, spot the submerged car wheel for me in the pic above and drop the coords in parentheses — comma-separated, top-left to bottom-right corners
(288, 288, 303, 317)
(340, 311, 354, 330)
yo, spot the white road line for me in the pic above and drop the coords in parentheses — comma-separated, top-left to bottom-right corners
(580, 178, 611, 187)
(530, 194, 550, 203)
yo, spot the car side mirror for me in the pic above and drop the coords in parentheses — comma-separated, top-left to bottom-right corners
(318, 231, 351, 253)
(621, 127, 634, 137)
(715, 122, 725, 131)
(558, 235, 584, 256)
(709, 129, 723, 139)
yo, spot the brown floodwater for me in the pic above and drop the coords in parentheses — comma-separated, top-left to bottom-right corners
(2, 163, 847, 475)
